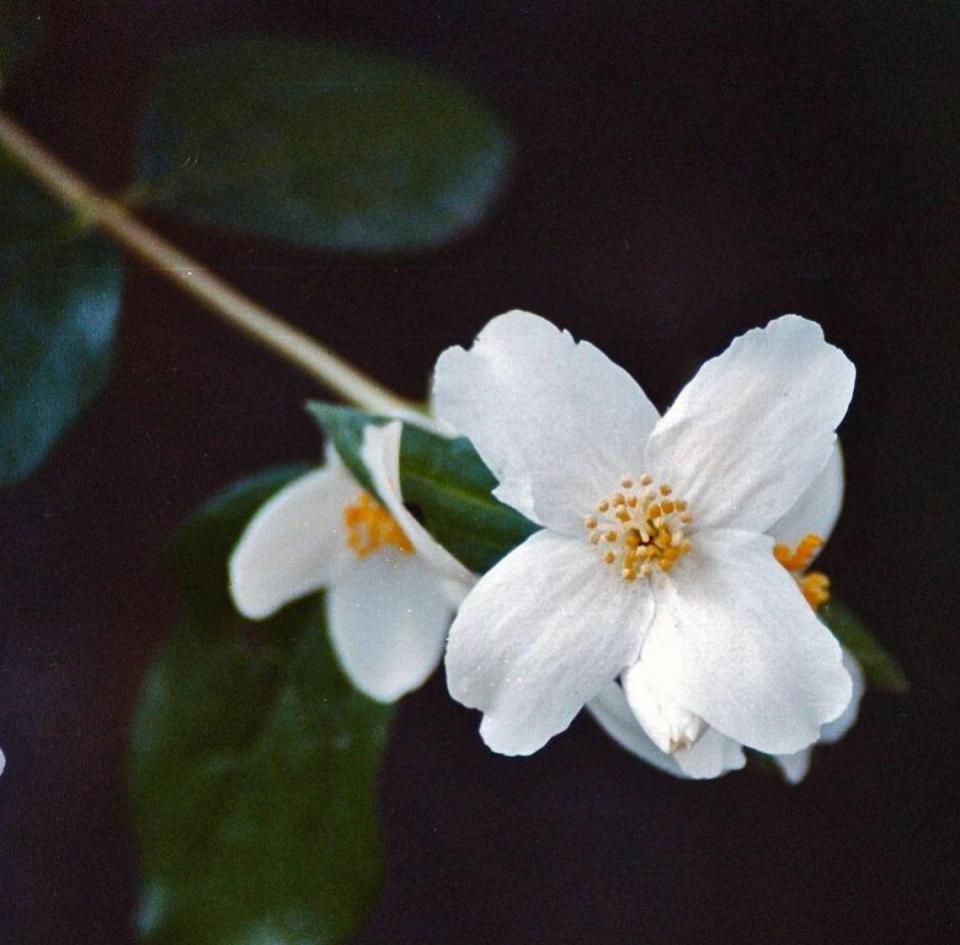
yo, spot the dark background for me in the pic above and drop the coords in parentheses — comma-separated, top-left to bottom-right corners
(1, 2, 958, 942)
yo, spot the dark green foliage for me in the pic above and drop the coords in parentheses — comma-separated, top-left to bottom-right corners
(0, 149, 121, 487)
(138, 36, 512, 252)
(131, 469, 393, 945)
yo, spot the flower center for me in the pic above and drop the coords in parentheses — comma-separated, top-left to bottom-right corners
(585, 475, 693, 581)
(343, 492, 414, 559)
(773, 534, 831, 608)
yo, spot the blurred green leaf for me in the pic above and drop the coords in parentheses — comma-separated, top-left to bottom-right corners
(131, 470, 393, 945)
(819, 599, 908, 693)
(0, 0, 41, 81)
(0, 149, 121, 488)
(309, 403, 538, 574)
(137, 36, 512, 252)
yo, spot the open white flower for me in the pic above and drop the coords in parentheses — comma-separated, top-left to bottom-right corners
(433, 311, 855, 758)
(229, 421, 473, 702)
(589, 446, 866, 779)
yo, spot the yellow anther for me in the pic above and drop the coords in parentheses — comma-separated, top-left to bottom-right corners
(586, 475, 693, 582)
(343, 492, 413, 559)
(774, 535, 831, 609)
(773, 533, 824, 572)
(799, 572, 831, 608)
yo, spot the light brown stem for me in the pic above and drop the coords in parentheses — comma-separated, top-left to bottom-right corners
(0, 111, 417, 416)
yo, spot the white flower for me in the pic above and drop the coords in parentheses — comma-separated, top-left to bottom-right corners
(229, 421, 473, 702)
(433, 311, 855, 758)
(589, 447, 866, 779)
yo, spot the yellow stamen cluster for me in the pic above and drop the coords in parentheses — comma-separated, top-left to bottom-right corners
(343, 492, 413, 559)
(773, 533, 831, 608)
(585, 475, 693, 581)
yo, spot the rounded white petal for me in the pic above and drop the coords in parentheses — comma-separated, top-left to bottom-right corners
(445, 529, 652, 755)
(588, 682, 745, 780)
(587, 682, 686, 777)
(0, 746, 5, 777)
(672, 727, 747, 780)
(775, 749, 812, 785)
(622, 658, 706, 754)
(821, 649, 865, 743)
(432, 311, 660, 535)
(642, 528, 852, 754)
(328, 549, 453, 703)
(229, 465, 358, 620)
(769, 442, 845, 552)
(645, 315, 855, 533)
(775, 650, 866, 784)
(360, 420, 475, 603)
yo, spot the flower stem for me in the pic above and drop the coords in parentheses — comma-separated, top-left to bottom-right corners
(0, 111, 417, 416)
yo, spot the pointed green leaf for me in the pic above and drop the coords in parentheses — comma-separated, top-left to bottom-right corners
(309, 403, 538, 574)
(0, 148, 122, 488)
(137, 36, 512, 252)
(131, 470, 393, 945)
(819, 599, 908, 693)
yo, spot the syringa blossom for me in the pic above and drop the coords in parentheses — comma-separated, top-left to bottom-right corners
(589, 446, 866, 779)
(433, 311, 855, 766)
(230, 421, 473, 702)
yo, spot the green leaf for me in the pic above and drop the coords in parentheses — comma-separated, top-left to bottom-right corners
(0, 0, 41, 81)
(131, 470, 393, 945)
(0, 148, 122, 488)
(819, 599, 908, 693)
(137, 36, 512, 253)
(309, 403, 538, 574)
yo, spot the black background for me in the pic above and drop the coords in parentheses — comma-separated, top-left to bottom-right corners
(1, 2, 958, 943)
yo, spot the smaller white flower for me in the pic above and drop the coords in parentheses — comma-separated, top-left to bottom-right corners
(229, 421, 473, 702)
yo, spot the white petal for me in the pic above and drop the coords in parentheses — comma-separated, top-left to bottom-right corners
(445, 529, 652, 755)
(622, 658, 706, 754)
(775, 650, 866, 784)
(774, 652, 864, 782)
(328, 549, 453, 703)
(588, 682, 745, 780)
(642, 528, 852, 753)
(432, 311, 660, 535)
(229, 465, 358, 619)
(769, 442, 845, 552)
(360, 420, 475, 604)
(821, 649, 865, 743)
(587, 682, 686, 778)
(645, 315, 855, 533)
(775, 749, 812, 785)
(0, 746, 5, 777)
(672, 727, 747, 780)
